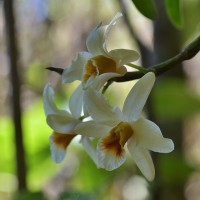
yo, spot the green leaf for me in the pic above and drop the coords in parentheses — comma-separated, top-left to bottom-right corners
(165, 0, 183, 29)
(132, 0, 157, 20)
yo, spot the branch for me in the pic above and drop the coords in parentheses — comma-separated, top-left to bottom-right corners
(46, 67, 63, 75)
(112, 34, 200, 83)
(47, 35, 200, 82)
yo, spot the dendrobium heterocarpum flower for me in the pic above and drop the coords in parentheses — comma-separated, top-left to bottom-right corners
(75, 72, 174, 181)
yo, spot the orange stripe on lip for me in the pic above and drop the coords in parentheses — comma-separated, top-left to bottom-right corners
(101, 132, 123, 157)
(52, 132, 76, 150)
(101, 122, 133, 157)
(83, 55, 117, 82)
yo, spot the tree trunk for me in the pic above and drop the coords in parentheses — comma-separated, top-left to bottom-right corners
(152, 1, 185, 199)
(4, 0, 27, 191)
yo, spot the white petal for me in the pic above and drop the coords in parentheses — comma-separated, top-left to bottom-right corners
(75, 121, 111, 138)
(62, 52, 92, 83)
(86, 13, 122, 56)
(80, 136, 99, 166)
(113, 106, 126, 121)
(102, 12, 123, 51)
(97, 138, 126, 171)
(43, 84, 70, 117)
(43, 84, 59, 116)
(108, 49, 140, 66)
(49, 133, 75, 163)
(69, 84, 84, 118)
(86, 23, 107, 56)
(82, 75, 95, 90)
(84, 88, 122, 124)
(123, 72, 155, 121)
(133, 118, 174, 153)
(92, 72, 124, 91)
(47, 114, 79, 134)
(43, 84, 78, 133)
(127, 139, 155, 181)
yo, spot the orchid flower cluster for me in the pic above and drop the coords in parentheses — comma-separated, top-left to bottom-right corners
(43, 13, 174, 181)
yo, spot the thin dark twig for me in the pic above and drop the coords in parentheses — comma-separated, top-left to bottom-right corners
(46, 67, 63, 75)
(102, 81, 114, 94)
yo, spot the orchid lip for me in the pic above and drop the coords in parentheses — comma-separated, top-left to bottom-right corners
(52, 132, 76, 150)
(83, 55, 117, 83)
(100, 122, 133, 157)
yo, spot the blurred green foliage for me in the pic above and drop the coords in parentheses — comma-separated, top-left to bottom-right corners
(153, 78, 200, 120)
(59, 192, 96, 200)
(25, 61, 48, 91)
(159, 153, 193, 186)
(15, 191, 46, 200)
(15, 190, 96, 200)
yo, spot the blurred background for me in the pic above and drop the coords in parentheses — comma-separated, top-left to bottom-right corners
(0, 0, 200, 199)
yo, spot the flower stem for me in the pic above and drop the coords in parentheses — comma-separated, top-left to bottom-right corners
(126, 63, 149, 73)
(46, 35, 200, 83)
(113, 35, 200, 82)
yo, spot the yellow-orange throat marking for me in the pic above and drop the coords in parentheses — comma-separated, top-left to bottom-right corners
(52, 132, 76, 149)
(83, 55, 117, 82)
(101, 122, 133, 157)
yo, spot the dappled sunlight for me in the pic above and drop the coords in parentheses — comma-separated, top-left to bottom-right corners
(122, 176, 149, 200)
(185, 172, 200, 200)
(0, 173, 17, 200)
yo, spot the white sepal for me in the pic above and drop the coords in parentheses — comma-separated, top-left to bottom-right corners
(108, 49, 140, 66)
(86, 13, 122, 56)
(75, 121, 111, 138)
(43, 84, 77, 133)
(62, 52, 92, 83)
(133, 118, 174, 153)
(84, 88, 121, 125)
(80, 136, 99, 166)
(123, 72, 155, 121)
(127, 138, 155, 181)
(69, 84, 84, 119)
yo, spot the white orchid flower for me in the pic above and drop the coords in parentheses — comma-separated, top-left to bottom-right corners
(43, 84, 98, 165)
(43, 84, 82, 163)
(75, 72, 174, 181)
(61, 13, 139, 113)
